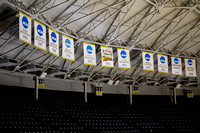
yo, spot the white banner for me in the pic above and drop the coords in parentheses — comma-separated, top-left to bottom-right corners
(185, 59, 196, 77)
(142, 51, 154, 71)
(117, 48, 130, 69)
(101, 46, 114, 68)
(83, 42, 96, 66)
(157, 54, 168, 74)
(171, 57, 182, 75)
(19, 11, 31, 45)
(49, 28, 59, 57)
(62, 35, 75, 61)
(34, 20, 46, 51)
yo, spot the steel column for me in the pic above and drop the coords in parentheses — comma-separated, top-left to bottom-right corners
(34, 76, 38, 101)
(84, 82, 88, 102)
(129, 85, 133, 105)
(170, 87, 174, 103)
(174, 87, 177, 104)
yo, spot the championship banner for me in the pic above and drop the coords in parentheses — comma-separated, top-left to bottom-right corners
(62, 35, 75, 61)
(83, 42, 96, 66)
(34, 20, 46, 51)
(171, 57, 182, 75)
(117, 48, 130, 69)
(101, 46, 114, 68)
(19, 11, 32, 45)
(142, 51, 154, 71)
(49, 28, 59, 57)
(157, 54, 168, 74)
(185, 59, 196, 77)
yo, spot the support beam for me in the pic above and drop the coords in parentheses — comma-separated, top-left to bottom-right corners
(13, 48, 37, 71)
(106, 0, 136, 44)
(0, 43, 26, 57)
(79, 1, 131, 40)
(131, 69, 143, 86)
(62, 0, 125, 27)
(172, 20, 200, 52)
(58, 0, 91, 28)
(102, 3, 124, 41)
(155, 9, 193, 52)
(170, 87, 174, 103)
(176, 28, 200, 56)
(34, 76, 38, 101)
(14, 45, 29, 59)
(178, 40, 199, 55)
(42, 55, 62, 73)
(129, 85, 133, 105)
(0, 20, 18, 37)
(0, 10, 16, 23)
(52, 0, 77, 22)
(110, 58, 142, 82)
(105, 5, 150, 39)
(174, 87, 177, 105)
(133, 9, 189, 48)
(159, 21, 200, 51)
(35, 0, 51, 15)
(130, 59, 142, 77)
(84, 82, 88, 102)
(126, 6, 152, 44)
(27, 0, 38, 10)
(6, 0, 199, 58)
(198, 59, 200, 87)
(108, 9, 157, 45)
(77, 0, 129, 36)
(88, 50, 117, 80)
(0, 31, 18, 48)
(0, 0, 7, 5)
(130, 8, 157, 48)
(150, 9, 184, 49)
(39, 1, 70, 14)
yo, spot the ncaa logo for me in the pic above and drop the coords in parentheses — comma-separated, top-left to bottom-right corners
(160, 56, 165, 64)
(145, 53, 150, 61)
(120, 50, 127, 59)
(37, 24, 43, 36)
(174, 58, 179, 64)
(188, 59, 192, 66)
(51, 32, 57, 43)
(65, 39, 71, 48)
(22, 16, 29, 29)
(86, 45, 93, 54)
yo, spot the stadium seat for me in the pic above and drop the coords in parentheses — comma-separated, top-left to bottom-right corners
(0, 85, 200, 132)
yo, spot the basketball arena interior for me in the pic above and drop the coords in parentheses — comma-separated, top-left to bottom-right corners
(0, 0, 200, 132)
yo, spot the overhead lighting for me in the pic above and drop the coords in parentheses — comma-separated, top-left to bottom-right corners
(176, 84, 181, 89)
(40, 72, 47, 78)
(107, 80, 114, 85)
(114, 80, 120, 86)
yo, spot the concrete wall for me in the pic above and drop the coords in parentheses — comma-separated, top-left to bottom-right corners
(0, 70, 200, 96)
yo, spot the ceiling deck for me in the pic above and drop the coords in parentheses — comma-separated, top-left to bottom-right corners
(0, 0, 200, 87)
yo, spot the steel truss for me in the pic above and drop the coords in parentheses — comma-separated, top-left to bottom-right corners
(0, 0, 199, 87)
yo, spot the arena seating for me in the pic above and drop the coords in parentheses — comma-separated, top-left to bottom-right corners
(0, 85, 200, 133)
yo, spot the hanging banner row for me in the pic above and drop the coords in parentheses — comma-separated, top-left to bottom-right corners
(19, 11, 197, 77)
(142, 52, 196, 77)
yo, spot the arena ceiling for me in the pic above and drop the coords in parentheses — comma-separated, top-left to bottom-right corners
(0, 0, 200, 87)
